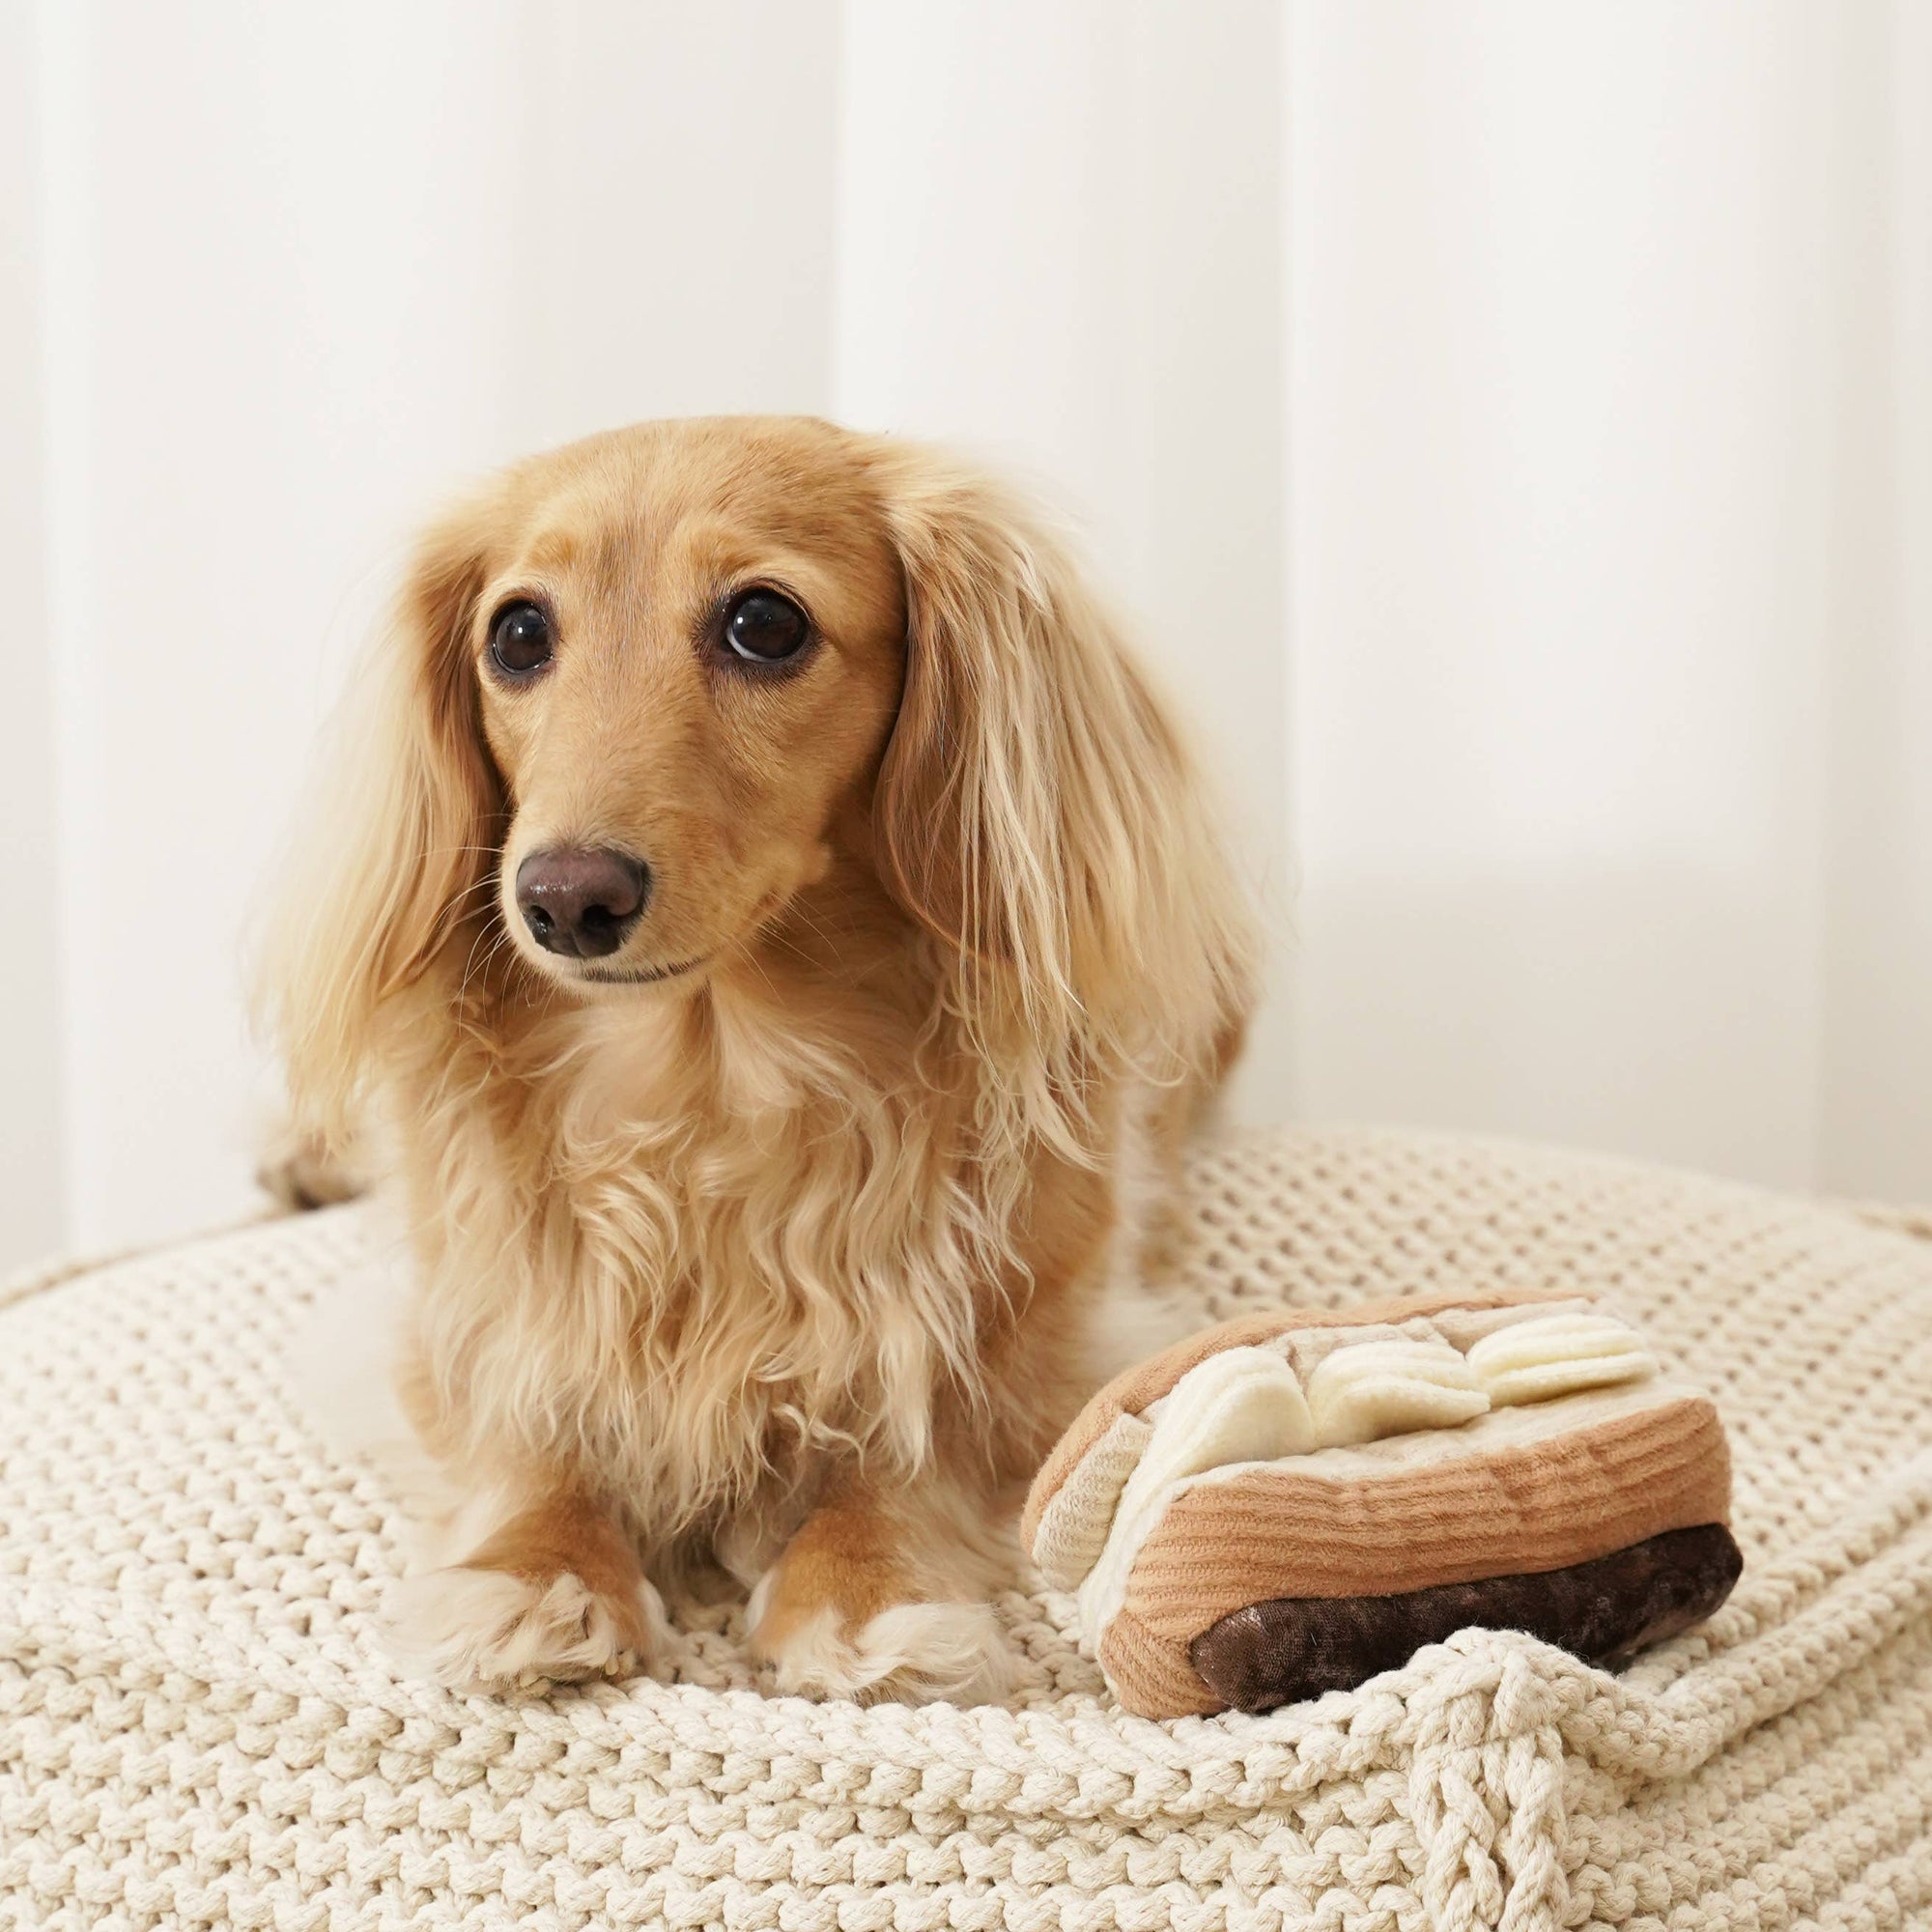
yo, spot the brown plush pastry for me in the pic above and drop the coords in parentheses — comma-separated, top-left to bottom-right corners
(1021, 1288, 1741, 1719)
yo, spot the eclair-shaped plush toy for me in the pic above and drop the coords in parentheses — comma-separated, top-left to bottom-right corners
(1022, 1289, 1742, 1719)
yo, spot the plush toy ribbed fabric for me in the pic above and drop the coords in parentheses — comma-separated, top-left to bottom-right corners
(1022, 1288, 1741, 1718)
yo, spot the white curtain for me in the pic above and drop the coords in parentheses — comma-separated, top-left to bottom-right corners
(3, 0, 1926, 1269)
(1287, 3, 1932, 1201)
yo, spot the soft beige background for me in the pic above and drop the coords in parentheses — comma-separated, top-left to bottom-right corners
(2, 0, 1927, 1271)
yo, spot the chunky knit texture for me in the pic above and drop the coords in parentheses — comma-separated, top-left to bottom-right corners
(4, 1126, 1931, 1930)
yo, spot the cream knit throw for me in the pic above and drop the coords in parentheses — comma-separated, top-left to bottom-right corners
(4, 1126, 1930, 1930)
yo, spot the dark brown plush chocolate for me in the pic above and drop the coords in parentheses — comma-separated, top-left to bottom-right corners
(1189, 1522, 1743, 1714)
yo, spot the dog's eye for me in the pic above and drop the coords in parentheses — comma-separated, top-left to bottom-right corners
(490, 601, 553, 676)
(723, 589, 810, 663)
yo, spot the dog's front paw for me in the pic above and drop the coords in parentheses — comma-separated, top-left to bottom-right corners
(384, 1565, 662, 1690)
(749, 1587, 1012, 1707)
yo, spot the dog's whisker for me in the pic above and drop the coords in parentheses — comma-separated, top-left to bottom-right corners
(456, 919, 518, 1010)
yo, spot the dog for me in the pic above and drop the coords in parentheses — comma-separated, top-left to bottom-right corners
(258, 415, 1256, 1704)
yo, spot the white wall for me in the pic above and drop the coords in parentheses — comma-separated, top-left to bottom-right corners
(4, 1, 1928, 1274)
(1289, 2, 1831, 1186)
(0, 0, 66, 1266)
(1285, 0, 1930, 1195)
(1817, 0, 1932, 1202)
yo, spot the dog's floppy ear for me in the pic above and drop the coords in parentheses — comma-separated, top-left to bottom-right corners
(255, 500, 502, 1142)
(871, 449, 1251, 1063)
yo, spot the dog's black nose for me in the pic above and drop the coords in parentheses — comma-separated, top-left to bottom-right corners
(514, 847, 651, 958)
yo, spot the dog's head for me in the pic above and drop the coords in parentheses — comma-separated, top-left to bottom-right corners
(263, 416, 1249, 1131)
(424, 418, 908, 993)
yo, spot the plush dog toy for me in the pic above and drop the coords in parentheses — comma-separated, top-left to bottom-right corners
(1022, 1288, 1742, 1719)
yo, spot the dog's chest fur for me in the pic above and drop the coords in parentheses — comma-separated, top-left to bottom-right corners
(405, 987, 1010, 1546)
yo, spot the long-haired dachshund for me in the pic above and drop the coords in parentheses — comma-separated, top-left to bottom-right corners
(260, 415, 1255, 1703)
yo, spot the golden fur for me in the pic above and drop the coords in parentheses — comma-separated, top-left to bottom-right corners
(257, 415, 1256, 1702)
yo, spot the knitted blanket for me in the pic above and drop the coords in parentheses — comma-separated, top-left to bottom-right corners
(3, 1127, 1929, 1930)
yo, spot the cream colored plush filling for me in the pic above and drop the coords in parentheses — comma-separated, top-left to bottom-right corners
(1466, 1310, 1657, 1406)
(1074, 1349, 1314, 1634)
(1303, 1337, 1490, 1445)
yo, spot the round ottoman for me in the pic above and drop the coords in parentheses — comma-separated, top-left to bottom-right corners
(4, 1128, 1930, 1931)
